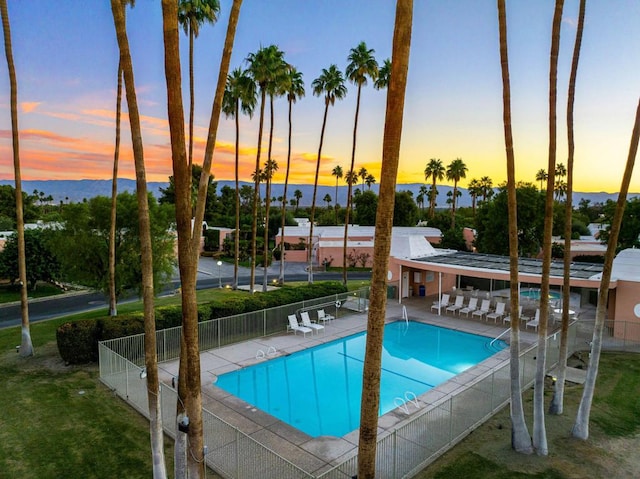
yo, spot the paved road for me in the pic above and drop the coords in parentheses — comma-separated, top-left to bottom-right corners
(0, 259, 370, 329)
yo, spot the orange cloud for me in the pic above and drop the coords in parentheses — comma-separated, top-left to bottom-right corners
(21, 102, 41, 113)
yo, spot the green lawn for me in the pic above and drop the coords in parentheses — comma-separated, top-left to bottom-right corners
(0, 282, 66, 304)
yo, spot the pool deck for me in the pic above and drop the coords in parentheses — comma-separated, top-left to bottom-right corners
(157, 298, 541, 476)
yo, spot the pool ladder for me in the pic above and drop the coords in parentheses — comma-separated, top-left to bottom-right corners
(255, 346, 277, 359)
(402, 306, 409, 325)
(394, 391, 420, 414)
(489, 328, 510, 349)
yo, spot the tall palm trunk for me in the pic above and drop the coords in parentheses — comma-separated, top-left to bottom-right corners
(262, 95, 275, 291)
(357, 2, 412, 476)
(451, 180, 458, 228)
(188, 25, 195, 167)
(161, 1, 242, 476)
(342, 84, 363, 286)
(109, 62, 123, 317)
(110, 2, 166, 477)
(279, 95, 294, 284)
(334, 176, 339, 224)
(1, 0, 33, 357)
(533, 0, 564, 456)
(308, 100, 330, 283)
(250, 88, 266, 292)
(573, 97, 640, 439)
(233, 98, 240, 289)
(497, 0, 533, 454)
(550, 0, 586, 416)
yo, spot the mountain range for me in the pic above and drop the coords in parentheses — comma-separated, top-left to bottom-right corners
(1, 179, 638, 210)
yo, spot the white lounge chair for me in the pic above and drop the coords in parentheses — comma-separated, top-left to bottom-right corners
(300, 312, 324, 334)
(472, 299, 492, 320)
(459, 297, 478, 317)
(445, 295, 465, 315)
(431, 293, 450, 314)
(287, 314, 312, 337)
(526, 309, 541, 331)
(317, 309, 334, 324)
(503, 305, 523, 324)
(486, 302, 506, 323)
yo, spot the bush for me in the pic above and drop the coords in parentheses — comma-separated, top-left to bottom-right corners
(156, 305, 183, 329)
(99, 314, 145, 341)
(56, 320, 100, 364)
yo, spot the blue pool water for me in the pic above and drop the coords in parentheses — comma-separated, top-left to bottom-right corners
(520, 289, 562, 301)
(215, 321, 506, 438)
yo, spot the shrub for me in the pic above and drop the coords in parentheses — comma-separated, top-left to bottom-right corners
(99, 314, 145, 341)
(156, 305, 183, 329)
(56, 320, 100, 364)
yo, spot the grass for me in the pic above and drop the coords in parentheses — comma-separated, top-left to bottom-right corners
(0, 282, 66, 304)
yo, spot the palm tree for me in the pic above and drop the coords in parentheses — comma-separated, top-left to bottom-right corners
(358, 166, 368, 190)
(108, 61, 123, 317)
(222, 67, 256, 290)
(533, 0, 565, 456)
(111, 0, 167, 476)
(332, 164, 343, 223)
(573, 96, 640, 439)
(374, 58, 391, 90)
(467, 178, 481, 216)
(262, 157, 278, 291)
(278, 66, 305, 284)
(161, 0, 241, 476)
(550, 0, 586, 418)
(424, 158, 445, 218)
(293, 188, 302, 212)
(1, 0, 33, 357)
(343, 41, 378, 286)
(246, 44, 285, 292)
(446, 157, 468, 228)
(365, 173, 376, 190)
(344, 170, 358, 224)
(309, 64, 347, 283)
(554, 178, 567, 200)
(479, 175, 494, 202)
(535, 168, 548, 191)
(497, 0, 533, 454)
(178, 0, 220, 167)
(357, 2, 412, 475)
(323, 193, 332, 209)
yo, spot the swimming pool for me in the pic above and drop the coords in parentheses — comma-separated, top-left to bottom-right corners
(214, 321, 506, 438)
(520, 289, 562, 301)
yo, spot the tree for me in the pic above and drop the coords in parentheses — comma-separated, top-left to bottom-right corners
(497, 0, 533, 454)
(111, 0, 167, 475)
(358, 2, 412, 475)
(374, 58, 391, 90)
(222, 67, 256, 289)
(479, 175, 494, 202)
(550, 0, 586, 417)
(323, 193, 332, 210)
(535, 168, 548, 191)
(332, 164, 343, 223)
(0, 229, 60, 289)
(393, 190, 419, 226)
(261, 157, 278, 289)
(1, 0, 33, 357)
(353, 190, 377, 225)
(309, 64, 346, 283)
(278, 66, 304, 284)
(160, 0, 241, 476)
(599, 197, 640, 250)
(365, 173, 376, 190)
(246, 44, 285, 292)
(446, 157, 468, 229)
(178, 0, 220, 167)
(424, 158, 445, 218)
(293, 188, 302, 212)
(358, 166, 368, 190)
(573, 95, 640, 440)
(467, 178, 481, 216)
(343, 41, 378, 286)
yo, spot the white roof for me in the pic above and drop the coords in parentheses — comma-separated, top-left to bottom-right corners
(390, 234, 445, 260)
(277, 225, 442, 239)
(612, 248, 640, 282)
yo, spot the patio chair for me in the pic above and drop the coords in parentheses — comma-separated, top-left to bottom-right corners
(287, 314, 312, 337)
(486, 302, 506, 323)
(300, 312, 324, 334)
(459, 297, 478, 317)
(430, 293, 450, 313)
(503, 305, 522, 324)
(526, 309, 541, 331)
(472, 299, 492, 320)
(445, 295, 465, 315)
(317, 309, 334, 324)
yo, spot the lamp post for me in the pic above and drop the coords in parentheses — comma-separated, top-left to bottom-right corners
(217, 260, 222, 288)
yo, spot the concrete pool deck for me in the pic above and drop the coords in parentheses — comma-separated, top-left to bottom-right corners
(156, 298, 541, 476)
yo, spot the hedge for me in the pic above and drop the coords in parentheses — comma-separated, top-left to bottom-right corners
(57, 281, 348, 364)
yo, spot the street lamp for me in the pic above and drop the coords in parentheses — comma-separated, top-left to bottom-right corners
(217, 260, 222, 288)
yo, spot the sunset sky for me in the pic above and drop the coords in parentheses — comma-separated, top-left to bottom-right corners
(1, 0, 639, 193)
